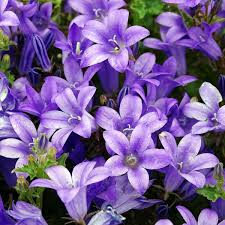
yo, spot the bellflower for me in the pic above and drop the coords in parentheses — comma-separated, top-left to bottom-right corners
(55, 23, 92, 62)
(41, 86, 96, 149)
(81, 9, 150, 72)
(104, 124, 171, 193)
(45, 55, 101, 94)
(0, 0, 19, 27)
(177, 23, 222, 61)
(0, 114, 54, 172)
(69, 0, 126, 27)
(162, 0, 202, 8)
(96, 94, 167, 136)
(19, 80, 58, 117)
(144, 13, 187, 75)
(183, 82, 225, 134)
(155, 206, 225, 225)
(30, 162, 110, 222)
(7, 201, 48, 225)
(159, 132, 219, 189)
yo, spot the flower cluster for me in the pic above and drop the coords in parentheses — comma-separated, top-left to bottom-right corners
(1, 0, 225, 224)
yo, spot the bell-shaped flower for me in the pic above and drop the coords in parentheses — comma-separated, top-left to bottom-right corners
(41, 86, 96, 149)
(159, 132, 219, 188)
(183, 82, 225, 134)
(81, 9, 149, 72)
(104, 124, 171, 193)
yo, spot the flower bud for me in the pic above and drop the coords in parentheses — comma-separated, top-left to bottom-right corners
(28, 68, 41, 86)
(38, 133, 49, 151)
(218, 75, 225, 99)
(213, 162, 224, 181)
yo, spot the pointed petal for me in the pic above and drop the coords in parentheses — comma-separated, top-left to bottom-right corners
(191, 121, 215, 135)
(0, 11, 19, 26)
(180, 171, 205, 188)
(141, 149, 171, 169)
(103, 130, 129, 155)
(77, 86, 96, 110)
(120, 94, 142, 122)
(134, 53, 155, 75)
(183, 102, 211, 121)
(176, 206, 197, 225)
(86, 167, 111, 185)
(105, 155, 128, 176)
(51, 128, 72, 149)
(57, 187, 80, 203)
(199, 82, 222, 110)
(41, 110, 69, 129)
(217, 106, 225, 125)
(125, 26, 150, 47)
(10, 114, 37, 143)
(73, 114, 92, 138)
(0, 139, 29, 158)
(108, 48, 129, 72)
(45, 165, 72, 188)
(30, 178, 58, 189)
(127, 167, 149, 194)
(81, 44, 110, 68)
(96, 106, 120, 130)
(190, 153, 219, 171)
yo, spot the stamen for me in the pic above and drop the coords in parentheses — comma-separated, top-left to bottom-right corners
(68, 115, 82, 124)
(125, 154, 139, 168)
(76, 42, 82, 55)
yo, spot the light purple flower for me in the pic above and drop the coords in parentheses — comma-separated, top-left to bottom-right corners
(96, 94, 167, 136)
(155, 206, 225, 225)
(30, 161, 111, 222)
(7, 201, 48, 225)
(183, 82, 225, 134)
(162, 0, 202, 8)
(81, 9, 150, 72)
(104, 124, 171, 193)
(159, 132, 219, 188)
(0, 0, 19, 27)
(68, 0, 126, 27)
(41, 86, 96, 149)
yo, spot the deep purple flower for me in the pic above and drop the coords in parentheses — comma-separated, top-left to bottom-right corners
(81, 9, 150, 72)
(159, 132, 219, 188)
(41, 86, 96, 149)
(104, 124, 171, 193)
(0, 195, 15, 225)
(96, 94, 167, 136)
(69, 0, 126, 27)
(155, 206, 225, 225)
(183, 82, 225, 134)
(7, 201, 48, 225)
(30, 161, 110, 222)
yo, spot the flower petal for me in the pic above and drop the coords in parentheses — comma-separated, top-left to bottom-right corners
(77, 86, 96, 110)
(120, 94, 142, 123)
(155, 220, 174, 225)
(141, 149, 171, 170)
(10, 114, 37, 144)
(125, 26, 150, 47)
(103, 130, 129, 155)
(199, 82, 222, 110)
(105, 155, 128, 176)
(180, 171, 205, 188)
(96, 106, 121, 130)
(217, 105, 225, 125)
(30, 178, 58, 189)
(127, 167, 149, 194)
(198, 209, 218, 225)
(0, 11, 19, 26)
(176, 206, 197, 225)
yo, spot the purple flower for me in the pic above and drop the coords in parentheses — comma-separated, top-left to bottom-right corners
(183, 82, 225, 134)
(162, 0, 202, 8)
(81, 9, 150, 72)
(30, 161, 110, 222)
(41, 86, 96, 149)
(144, 13, 187, 75)
(0, 195, 15, 225)
(7, 201, 48, 225)
(178, 23, 222, 60)
(96, 94, 167, 136)
(55, 23, 92, 61)
(68, 0, 126, 27)
(0, 0, 19, 27)
(155, 206, 225, 225)
(159, 132, 219, 188)
(0, 114, 54, 173)
(104, 124, 171, 193)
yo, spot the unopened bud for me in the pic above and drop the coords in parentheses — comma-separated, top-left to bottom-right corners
(213, 163, 224, 181)
(38, 133, 49, 151)
(100, 95, 107, 105)
(218, 75, 225, 99)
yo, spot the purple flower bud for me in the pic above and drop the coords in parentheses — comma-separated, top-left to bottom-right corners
(117, 86, 131, 105)
(106, 99, 117, 109)
(38, 133, 49, 151)
(218, 75, 225, 99)
(213, 163, 224, 181)
(32, 34, 51, 72)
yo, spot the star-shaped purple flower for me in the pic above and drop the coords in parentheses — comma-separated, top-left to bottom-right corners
(81, 9, 150, 72)
(104, 124, 171, 193)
